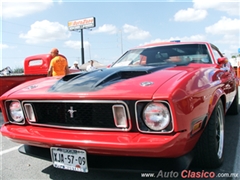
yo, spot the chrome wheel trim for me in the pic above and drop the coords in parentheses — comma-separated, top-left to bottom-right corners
(216, 105, 224, 159)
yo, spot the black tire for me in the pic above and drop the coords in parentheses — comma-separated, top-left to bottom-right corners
(193, 100, 225, 168)
(227, 88, 239, 115)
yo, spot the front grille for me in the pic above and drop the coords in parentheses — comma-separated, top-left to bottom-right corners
(22, 101, 129, 130)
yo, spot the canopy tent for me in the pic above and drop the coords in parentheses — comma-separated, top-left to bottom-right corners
(78, 60, 107, 70)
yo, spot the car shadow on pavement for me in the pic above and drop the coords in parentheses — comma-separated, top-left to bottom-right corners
(41, 112, 240, 180)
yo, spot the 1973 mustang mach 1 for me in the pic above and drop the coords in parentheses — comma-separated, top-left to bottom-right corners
(0, 41, 239, 173)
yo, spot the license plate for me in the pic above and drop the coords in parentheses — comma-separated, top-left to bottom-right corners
(50, 147, 88, 173)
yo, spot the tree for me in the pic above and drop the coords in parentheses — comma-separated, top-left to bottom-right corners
(13, 67, 24, 73)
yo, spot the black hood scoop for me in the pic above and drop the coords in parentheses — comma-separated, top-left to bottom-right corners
(49, 64, 175, 93)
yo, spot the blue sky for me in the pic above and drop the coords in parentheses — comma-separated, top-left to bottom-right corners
(1, 0, 240, 70)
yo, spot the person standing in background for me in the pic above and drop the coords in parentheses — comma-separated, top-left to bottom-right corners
(48, 48, 69, 76)
(86, 60, 97, 72)
(70, 61, 79, 69)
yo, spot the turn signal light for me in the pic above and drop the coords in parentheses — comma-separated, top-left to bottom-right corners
(24, 103, 36, 122)
(112, 105, 128, 128)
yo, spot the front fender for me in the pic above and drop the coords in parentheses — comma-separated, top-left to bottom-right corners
(207, 88, 226, 124)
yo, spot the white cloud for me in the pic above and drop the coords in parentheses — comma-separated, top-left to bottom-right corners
(0, 43, 16, 50)
(174, 8, 207, 22)
(205, 17, 240, 35)
(122, 24, 151, 40)
(0, 44, 10, 49)
(141, 35, 206, 45)
(64, 40, 90, 49)
(177, 35, 206, 42)
(224, 44, 239, 56)
(193, 0, 222, 9)
(193, 0, 240, 16)
(90, 24, 118, 34)
(19, 20, 71, 44)
(214, 34, 239, 46)
(201, 15, 239, 57)
(58, 0, 63, 5)
(1, 1, 53, 19)
(210, 28, 239, 58)
(173, 1, 239, 22)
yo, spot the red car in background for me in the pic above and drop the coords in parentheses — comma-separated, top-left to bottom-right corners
(0, 41, 239, 173)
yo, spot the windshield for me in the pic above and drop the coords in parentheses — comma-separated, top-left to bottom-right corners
(112, 44, 212, 67)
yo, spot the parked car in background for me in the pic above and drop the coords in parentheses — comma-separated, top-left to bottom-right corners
(0, 66, 13, 76)
(0, 54, 80, 98)
(0, 41, 239, 173)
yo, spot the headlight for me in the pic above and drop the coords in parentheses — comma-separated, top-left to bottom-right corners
(143, 102, 170, 131)
(9, 101, 24, 122)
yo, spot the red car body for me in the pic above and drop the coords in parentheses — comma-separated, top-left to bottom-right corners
(0, 42, 239, 172)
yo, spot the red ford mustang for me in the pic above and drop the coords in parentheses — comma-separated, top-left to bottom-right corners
(0, 41, 239, 173)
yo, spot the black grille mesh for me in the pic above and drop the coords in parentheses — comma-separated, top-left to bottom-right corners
(26, 102, 118, 128)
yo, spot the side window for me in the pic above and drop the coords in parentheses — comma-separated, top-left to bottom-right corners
(212, 48, 222, 61)
(28, 59, 43, 66)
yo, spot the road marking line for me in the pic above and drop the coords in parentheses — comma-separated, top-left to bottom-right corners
(0, 145, 21, 156)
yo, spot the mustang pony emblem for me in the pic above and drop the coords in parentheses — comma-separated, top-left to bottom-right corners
(68, 106, 77, 118)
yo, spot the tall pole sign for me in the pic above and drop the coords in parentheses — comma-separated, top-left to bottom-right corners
(68, 17, 96, 64)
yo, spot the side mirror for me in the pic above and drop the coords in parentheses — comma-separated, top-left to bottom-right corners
(217, 57, 228, 64)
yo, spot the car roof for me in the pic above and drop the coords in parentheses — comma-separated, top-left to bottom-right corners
(132, 41, 210, 50)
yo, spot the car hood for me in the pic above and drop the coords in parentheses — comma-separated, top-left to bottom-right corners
(49, 65, 180, 92)
(4, 65, 186, 99)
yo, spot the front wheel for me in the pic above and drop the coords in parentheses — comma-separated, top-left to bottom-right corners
(193, 100, 225, 168)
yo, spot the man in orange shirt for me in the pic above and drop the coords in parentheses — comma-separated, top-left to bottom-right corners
(48, 48, 69, 76)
